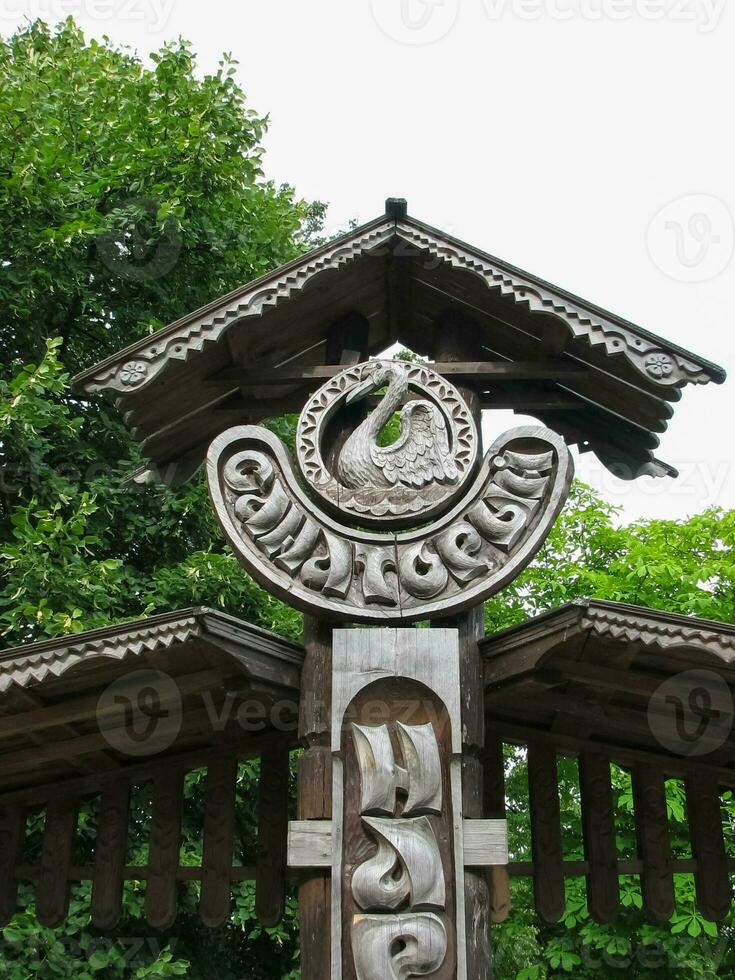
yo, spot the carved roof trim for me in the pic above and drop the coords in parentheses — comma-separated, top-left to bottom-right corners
(0, 608, 303, 693)
(73, 216, 397, 396)
(480, 599, 735, 664)
(72, 210, 726, 398)
(397, 218, 726, 390)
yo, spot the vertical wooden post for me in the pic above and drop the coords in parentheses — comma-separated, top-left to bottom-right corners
(579, 753, 619, 923)
(37, 798, 77, 928)
(146, 770, 185, 930)
(200, 755, 238, 928)
(527, 742, 565, 923)
(92, 781, 130, 929)
(298, 312, 369, 980)
(256, 739, 290, 927)
(0, 805, 25, 926)
(685, 773, 731, 922)
(484, 735, 510, 923)
(435, 317, 493, 978)
(298, 617, 333, 978)
(632, 764, 674, 924)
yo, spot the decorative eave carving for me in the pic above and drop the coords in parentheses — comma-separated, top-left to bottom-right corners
(73, 213, 725, 399)
(74, 219, 397, 396)
(0, 608, 303, 693)
(481, 599, 735, 673)
(394, 221, 718, 389)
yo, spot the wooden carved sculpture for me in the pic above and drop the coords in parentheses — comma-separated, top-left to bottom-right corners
(207, 359, 574, 624)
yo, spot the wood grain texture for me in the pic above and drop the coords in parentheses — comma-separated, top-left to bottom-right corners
(527, 742, 565, 923)
(462, 820, 508, 866)
(256, 741, 290, 927)
(685, 773, 731, 922)
(298, 617, 333, 980)
(579, 753, 619, 923)
(288, 821, 333, 868)
(200, 755, 238, 928)
(37, 799, 77, 927)
(0, 806, 25, 925)
(483, 734, 511, 924)
(92, 781, 130, 929)
(632, 765, 674, 924)
(146, 771, 184, 929)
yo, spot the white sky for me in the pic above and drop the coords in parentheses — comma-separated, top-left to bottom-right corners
(4, 0, 734, 522)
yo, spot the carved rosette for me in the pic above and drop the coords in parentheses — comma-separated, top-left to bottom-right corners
(207, 416, 573, 624)
(296, 359, 478, 526)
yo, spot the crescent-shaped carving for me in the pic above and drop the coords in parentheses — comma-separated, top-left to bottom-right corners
(206, 424, 574, 624)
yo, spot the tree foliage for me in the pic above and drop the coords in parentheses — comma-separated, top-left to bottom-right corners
(1, 17, 734, 980)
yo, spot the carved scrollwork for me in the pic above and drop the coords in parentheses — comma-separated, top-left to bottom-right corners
(207, 421, 573, 624)
(352, 913, 447, 980)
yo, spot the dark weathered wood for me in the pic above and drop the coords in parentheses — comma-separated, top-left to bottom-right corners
(298, 618, 333, 980)
(146, 771, 184, 929)
(92, 781, 130, 929)
(208, 360, 589, 387)
(433, 320, 492, 978)
(0, 730, 297, 810)
(527, 742, 565, 923)
(484, 734, 511, 924)
(632, 764, 675, 923)
(200, 755, 238, 928)
(256, 740, 290, 927)
(685, 773, 731, 922)
(579, 753, 619, 923)
(37, 799, 77, 927)
(0, 805, 25, 925)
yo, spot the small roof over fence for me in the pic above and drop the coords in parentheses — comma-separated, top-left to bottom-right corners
(73, 199, 726, 485)
(0, 600, 733, 929)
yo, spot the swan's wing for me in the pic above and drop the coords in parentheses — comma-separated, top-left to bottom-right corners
(371, 402, 458, 488)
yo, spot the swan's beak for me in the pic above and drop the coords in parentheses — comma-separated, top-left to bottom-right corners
(345, 376, 376, 406)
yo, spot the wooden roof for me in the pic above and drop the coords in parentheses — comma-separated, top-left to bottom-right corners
(73, 199, 725, 486)
(0, 608, 303, 801)
(482, 599, 735, 779)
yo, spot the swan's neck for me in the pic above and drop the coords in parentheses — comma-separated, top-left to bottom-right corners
(368, 370, 409, 436)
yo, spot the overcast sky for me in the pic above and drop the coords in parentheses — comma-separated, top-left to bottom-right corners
(5, 0, 733, 522)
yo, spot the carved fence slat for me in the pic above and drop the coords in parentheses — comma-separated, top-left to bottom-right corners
(200, 755, 238, 928)
(256, 740, 290, 927)
(579, 753, 619, 923)
(146, 771, 184, 930)
(527, 742, 565, 923)
(484, 734, 510, 923)
(92, 781, 130, 929)
(37, 798, 77, 927)
(632, 764, 674, 923)
(686, 773, 731, 922)
(0, 805, 25, 925)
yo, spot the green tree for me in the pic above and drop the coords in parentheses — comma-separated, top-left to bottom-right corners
(0, 17, 315, 977)
(1, 18, 734, 980)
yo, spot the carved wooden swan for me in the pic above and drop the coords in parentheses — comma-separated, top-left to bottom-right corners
(337, 362, 458, 491)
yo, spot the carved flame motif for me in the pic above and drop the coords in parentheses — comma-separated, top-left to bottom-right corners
(296, 360, 478, 527)
(350, 723, 448, 979)
(207, 419, 573, 623)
